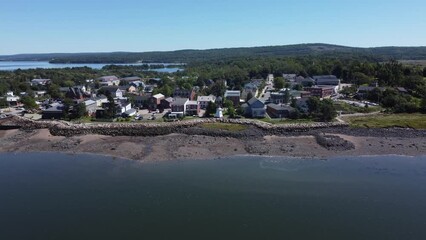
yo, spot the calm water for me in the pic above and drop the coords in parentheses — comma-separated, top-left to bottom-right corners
(0, 61, 183, 73)
(1, 153, 426, 240)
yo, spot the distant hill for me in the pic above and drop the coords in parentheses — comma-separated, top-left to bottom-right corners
(1, 43, 426, 63)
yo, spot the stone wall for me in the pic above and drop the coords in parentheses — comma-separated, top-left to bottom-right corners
(3, 115, 350, 138)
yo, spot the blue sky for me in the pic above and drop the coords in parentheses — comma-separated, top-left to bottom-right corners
(0, 0, 425, 54)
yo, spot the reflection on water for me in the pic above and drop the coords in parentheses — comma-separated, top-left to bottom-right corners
(0, 153, 425, 240)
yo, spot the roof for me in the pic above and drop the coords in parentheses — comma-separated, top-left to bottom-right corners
(267, 103, 295, 111)
(84, 100, 96, 106)
(187, 101, 198, 105)
(121, 76, 141, 81)
(97, 76, 119, 82)
(153, 93, 165, 99)
(197, 95, 216, 102)
(101, 86, 120, 92)
(247, 97, 261, 105)
(312, 75, 338, 80)
(224, 90, 241, 97)
(171, 98, 189, 106)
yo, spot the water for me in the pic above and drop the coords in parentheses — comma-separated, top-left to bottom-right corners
(1, 153, 426, 240)
(0, 61, 183, 73)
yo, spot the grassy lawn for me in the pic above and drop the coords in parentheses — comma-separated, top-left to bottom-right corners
(334, 102, 382, 114)
(200, 123, 248, 132)
(344, 113, 426, 129)
(258, 118, 315, 125)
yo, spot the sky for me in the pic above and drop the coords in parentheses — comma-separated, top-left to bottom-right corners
(0, 0, 425, 55)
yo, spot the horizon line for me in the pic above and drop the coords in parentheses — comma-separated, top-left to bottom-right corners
(2, 43, 426, 56)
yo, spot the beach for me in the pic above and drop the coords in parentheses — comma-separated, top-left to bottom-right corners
(1, 128, 425, 161)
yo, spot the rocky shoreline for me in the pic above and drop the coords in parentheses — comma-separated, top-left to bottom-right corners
(0, 115, 425, 161)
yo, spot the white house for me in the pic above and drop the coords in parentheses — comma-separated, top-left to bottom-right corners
(197, 95, 216, 109)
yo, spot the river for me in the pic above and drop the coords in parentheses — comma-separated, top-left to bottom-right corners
(1, 153, 426, 239)
(0, 61, 183, 73)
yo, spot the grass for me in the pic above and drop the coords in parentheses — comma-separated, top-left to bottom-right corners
(344, 113, 426, 129)
(200, 123, 248, 132)
(334, 102, 382, 114)
(258, 118, 315, 125)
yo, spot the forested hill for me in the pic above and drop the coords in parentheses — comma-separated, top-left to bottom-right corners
(1, 44, 426, 63)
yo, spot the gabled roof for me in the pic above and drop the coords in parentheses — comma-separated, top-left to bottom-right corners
(121, 76, 141, 81)
(247, 97, 265, 108)
(224, 90, 241, 97)
(97, 76, 119, 82)
(267, 103, 295, 111)
(171, 98, 189, 106)
(101, 86, 120, 92)
(153, 93, 165, 99)
(197, 95, 216, 102)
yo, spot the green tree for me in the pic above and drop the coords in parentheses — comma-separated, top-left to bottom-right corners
(106, 95, 116, 119)
(209, 82, 226, 97)
(47, 83, 62, 99)
(318, 99, 337, 122)
(307, 97, 320, 113)
(274, 77, 285, 90)
(21, 96, 38, 110)
(0, 98, 8, 108)
(223, 99, 233, 108)
(226, 106, 236, 118)
(62, 98, 74, 119)
(73, 102, 87, 119)
(204, 101, 217, 117)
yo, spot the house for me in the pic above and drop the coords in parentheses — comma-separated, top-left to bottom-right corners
(241, 97, 266, 118)
(5, 92, 20, 106)
(266, 74, 274, 84)
(267, 104, 295, 118)
(122, 108, 137, 117)
(134, 94, 151, 108)
(161, 97, 174, 109)
(34, 91, 47, 98)
(197, 95, 216, 109)
(297, 77, 315, 86)
(171, 98, 188, 114)
(296, 98, 309, 112)
(215, 96, 223, 106)
(283, 74, 297, 82)
(121, 76, 142, 83)
(186, 101, 200, 116)
(224, 90, 241, 107)
(97, 76, 120, 86)
(102, 100, 131, 115)
(84, 99, 98, 116)
(396, 87, 408, 94)
(150, 94, 165, 110)
(173, 88, 196, 100)
(313, 75, 341, 86)
(100, 86, 123, 98)
(31, 79, 51, 86)
(42, 103, 64, 119)
(305, 86, 334, 98)
(130, 81, 145, 89)
(65, 87, 86, 100)
(357, 86, 386, 98)
(118, 85, 137, 94)
(92, 95, 108, 107)
(148, 78, 162, 85)
(242, 82, 259, 100)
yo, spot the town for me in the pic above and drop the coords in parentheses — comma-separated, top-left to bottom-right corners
(0, 71, 393, 124)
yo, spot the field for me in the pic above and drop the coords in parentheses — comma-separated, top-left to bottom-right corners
(344, 114, 426, 129)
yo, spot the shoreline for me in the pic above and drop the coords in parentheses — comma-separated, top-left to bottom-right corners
(1, 128, 425, 162)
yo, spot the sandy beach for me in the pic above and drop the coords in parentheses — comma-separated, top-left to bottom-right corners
(0, 128, 425, 161)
